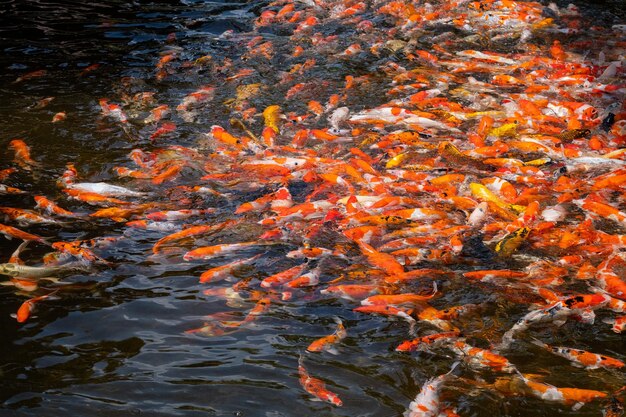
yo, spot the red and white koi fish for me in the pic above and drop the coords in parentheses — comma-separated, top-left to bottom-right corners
(450, 340, 516, 373)
(596, 252, 626, 301)
(499, 293, 611, 350)
(285, 266, 322, 288)
(515, 372, 607, 411)
(603, 316, 626, 333)
(396, 331, 461, 352)
(99, 98, 128, 123)
(176, 86, 215, 112)
(298, 356, 342, 406)
(404, 362, 458, 417)
(146, 209, 215, 221)
(530, 338, 624, 369)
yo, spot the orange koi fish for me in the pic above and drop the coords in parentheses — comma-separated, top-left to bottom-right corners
(396, 331, 460, 352)
(361, 283, 437, 306)
(183, 241, 267, 261)
(260, 264, 308, 288)
(14, 290, 57, 323)
(356, 240, 406, 277)
(298, 356, 342, 406)
(0, 207, 63, 226)
(9, 139, 40, 170)
(198, 254, 261, 283)
(354, 304, 416, 334)
(34, 196, 77, 217)
(307, 317, 347, 355)
(152, 219, 239, 254)
(63, 189, 130, 206)
(319, 284, 380, 301)
(0, 223, 46, 243)
(51, 241, 106, 264)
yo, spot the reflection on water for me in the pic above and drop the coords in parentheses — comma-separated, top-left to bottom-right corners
(0, 0, 625, 416)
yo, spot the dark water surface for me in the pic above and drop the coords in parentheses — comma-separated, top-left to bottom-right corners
(0, 1, 624, 416)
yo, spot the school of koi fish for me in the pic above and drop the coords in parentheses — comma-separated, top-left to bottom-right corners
(1, 0, 625, 415)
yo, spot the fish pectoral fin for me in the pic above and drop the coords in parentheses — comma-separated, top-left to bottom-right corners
(326, 347, 339, 355)
(571, 402, 584, 411)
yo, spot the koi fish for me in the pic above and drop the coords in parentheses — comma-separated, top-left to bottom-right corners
(0, 223, 46, 243)
(12, 69, 46, 84)
(99, 98, 128, 123)
(183, 241, 269, 261)
(361, 282, 437, 306)
(396, 331, 460, 352)
(0, 207, 64, 226)
(494, 227, 531, 257)
(319, 284, 380, 301)
(67, 182, 145, 197)
(13, 290, 58, 323)
(260, 264, 307, 288)
(34, 196, 77, 217)
(307, 317, 347, 355)
(9, 139, 40, 170)
(198, 255, 261, 283)
(176, 86, 215, 112)
(152, 220, 239, 254)
(404, 362, 459, 417)
(298, 356, 342, 406)
(530, 338, 624, 369)
(354, 304, 417, 335)
(515, 372, 607, 410)
(499, 293, 611, 350)
(469, 183, 525, 215)
(51, 241, 107, 264)
(146, 209, 215, 221)
(0, 262, 87, 278)
(603, 316, 626, 333)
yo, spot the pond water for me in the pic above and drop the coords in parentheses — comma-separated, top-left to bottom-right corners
(0, 1, 624, 416)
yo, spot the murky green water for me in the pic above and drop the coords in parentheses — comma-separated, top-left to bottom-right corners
(1, 1, 624, 416)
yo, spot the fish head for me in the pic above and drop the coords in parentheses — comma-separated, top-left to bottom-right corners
(0, 263, 19, 277)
